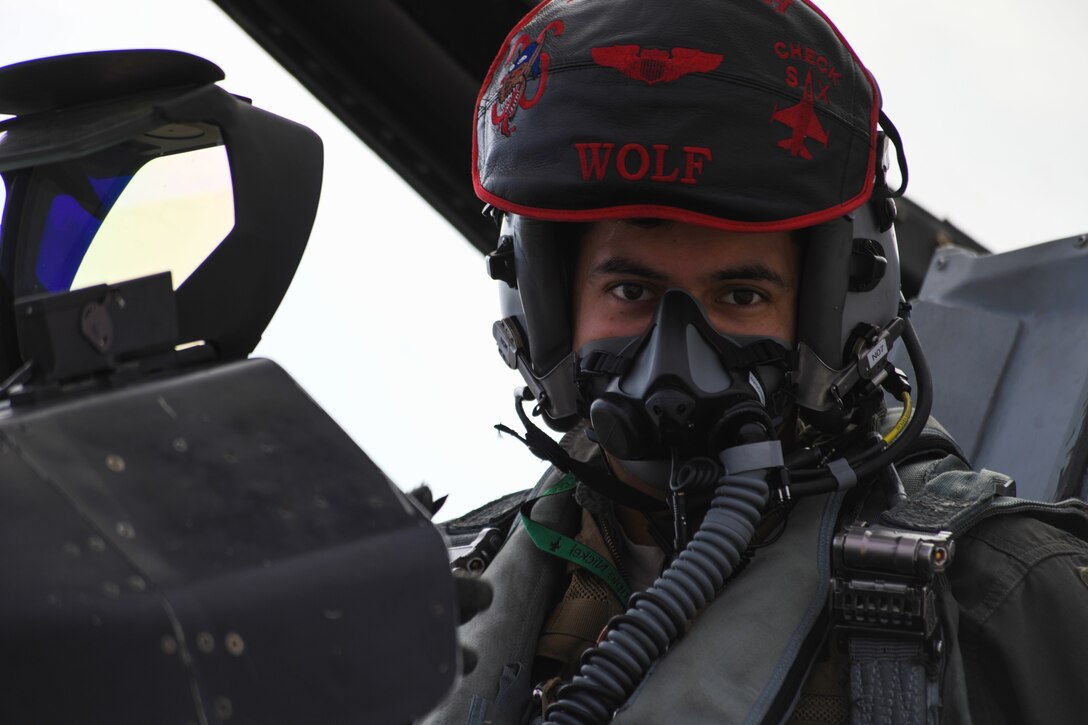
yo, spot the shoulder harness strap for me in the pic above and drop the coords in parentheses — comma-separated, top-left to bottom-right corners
(837, 412, 1032, 725)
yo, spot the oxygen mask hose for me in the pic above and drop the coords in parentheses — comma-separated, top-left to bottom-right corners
(543, 427, 782, 725)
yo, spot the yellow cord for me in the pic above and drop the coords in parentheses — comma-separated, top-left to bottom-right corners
(882, 391, 913, 445)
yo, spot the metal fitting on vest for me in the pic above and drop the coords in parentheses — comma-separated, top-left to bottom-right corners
(836, 526, 953, 578)
(831, 526, 954, 642)
(450, 527, 506, 575)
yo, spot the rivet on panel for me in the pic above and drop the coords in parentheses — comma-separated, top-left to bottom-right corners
(225, 632, 245, 656)
(213, 696, 233, 721)
(196, 631, 215, 653)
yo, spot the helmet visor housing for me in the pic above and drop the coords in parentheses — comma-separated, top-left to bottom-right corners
(475, 0, 881, 232)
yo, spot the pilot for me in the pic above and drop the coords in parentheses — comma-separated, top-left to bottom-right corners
(426, 1, 1088, 723)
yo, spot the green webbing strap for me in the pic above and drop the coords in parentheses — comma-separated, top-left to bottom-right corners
(520, 473, 633, 603)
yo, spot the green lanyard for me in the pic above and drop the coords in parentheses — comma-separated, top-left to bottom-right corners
(520, 473, 633, 603)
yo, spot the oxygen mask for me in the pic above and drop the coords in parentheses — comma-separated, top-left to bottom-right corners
(577, 290, 792, 490)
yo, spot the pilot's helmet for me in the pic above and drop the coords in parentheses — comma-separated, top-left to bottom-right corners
(476, 0, 906, 442)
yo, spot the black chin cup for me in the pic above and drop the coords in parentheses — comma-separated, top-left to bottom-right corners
(579, 290, 789, 466)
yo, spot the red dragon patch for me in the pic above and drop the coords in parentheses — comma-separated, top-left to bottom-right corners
(591, 45, 723, 85)
(491, 20, 564, 137)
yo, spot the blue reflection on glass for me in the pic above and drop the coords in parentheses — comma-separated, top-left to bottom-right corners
(35, 174, 132, 291)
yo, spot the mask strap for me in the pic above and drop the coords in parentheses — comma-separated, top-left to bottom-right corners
(495, 389, 667, 513)
(579, 338, 789, 377)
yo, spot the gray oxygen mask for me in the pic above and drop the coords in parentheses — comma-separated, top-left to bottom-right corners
(577, 289, 790, 488)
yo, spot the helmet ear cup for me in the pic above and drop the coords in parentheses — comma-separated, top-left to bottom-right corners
(493, 215, 585, 430)
(794, 202, 903, 433)
(501, 215, 575, 375)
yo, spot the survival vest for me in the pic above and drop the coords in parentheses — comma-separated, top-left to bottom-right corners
(429, 418, 1088, 725)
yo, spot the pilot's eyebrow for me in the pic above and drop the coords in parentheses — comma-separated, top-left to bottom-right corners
(591, 257, 788, 288)
(590, 256, 668, 281)
(711, 264, 787, 287)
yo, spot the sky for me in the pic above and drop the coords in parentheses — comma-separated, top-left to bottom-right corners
(1, 0, 1086, 519)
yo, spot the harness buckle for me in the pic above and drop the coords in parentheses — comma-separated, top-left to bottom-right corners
(831, 525, 953, 647)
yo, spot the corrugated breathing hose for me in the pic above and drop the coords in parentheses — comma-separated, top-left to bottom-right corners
(542, 444, 777, 724)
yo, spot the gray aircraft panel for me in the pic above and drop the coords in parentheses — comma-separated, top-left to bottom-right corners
(896, 234, 1088, 502)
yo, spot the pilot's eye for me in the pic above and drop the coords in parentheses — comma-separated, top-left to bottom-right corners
(724, 289, 761, 306)
(609, 283, 650, 302)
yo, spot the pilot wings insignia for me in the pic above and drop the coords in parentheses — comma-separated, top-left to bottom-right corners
(591, 45, 723, 85)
